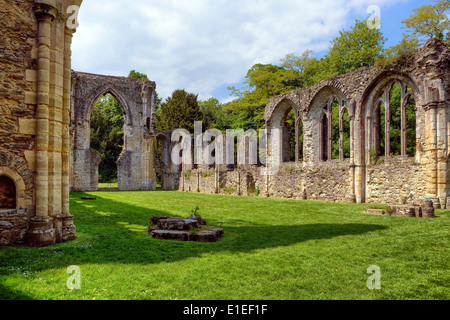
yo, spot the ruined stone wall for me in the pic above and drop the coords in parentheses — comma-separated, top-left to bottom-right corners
(70, 71, 157, 191)
(1, 0, 82, 247)
(366, 157, 427, 205)
(180, 39, 450, 207)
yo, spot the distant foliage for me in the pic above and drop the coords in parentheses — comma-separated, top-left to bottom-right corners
(157, 89, 203, 133)
(90, 94, 124, 183)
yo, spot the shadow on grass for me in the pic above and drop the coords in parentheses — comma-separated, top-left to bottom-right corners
(57, 193, 388, 264)
(0, 192, 388, 281)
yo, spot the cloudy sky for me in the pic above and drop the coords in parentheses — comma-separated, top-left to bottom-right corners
(72, 0, 431, 102)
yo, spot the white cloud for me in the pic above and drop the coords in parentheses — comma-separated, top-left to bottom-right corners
(72, 0, 405, 101)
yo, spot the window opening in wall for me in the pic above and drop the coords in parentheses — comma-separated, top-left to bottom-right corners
(341, 107, 351, 159)
(405, 90, 417, 157)
(285, 109, 296, 162)
(0, 175, 16, 210)
(389, 82, 402, 156)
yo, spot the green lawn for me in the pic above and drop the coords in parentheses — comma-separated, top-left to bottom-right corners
(0, 191, 449, 300)
(98, 182, 118, 189)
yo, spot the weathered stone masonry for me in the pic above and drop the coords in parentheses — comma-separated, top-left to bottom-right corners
(182, 39, 450, 207)
(70, 71, 158, 191)
(0, 1, 448, 247)
(0, 0, 82, 246)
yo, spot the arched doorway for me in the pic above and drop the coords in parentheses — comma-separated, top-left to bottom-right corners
(90, 93, 125, 189)
(71, 72, 157, 191)
(0, 175, 16, 210)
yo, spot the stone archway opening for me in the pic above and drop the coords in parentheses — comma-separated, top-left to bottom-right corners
(90, 93, 125, 189)
(369, 79, 418, 160)
(0, 175, 16, 210)
(282, 108, 304, 163)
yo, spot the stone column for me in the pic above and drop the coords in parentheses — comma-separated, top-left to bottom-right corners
(339, 114, 344, 161)
(401, 96, 408, 157)
(48, 15, 66, 218)
(62, 27, 76, 242)
(62, 29, 74, 216)
(353, 115, 364, 203)
(327, 110, 333, 161)
(424, 103, 438, 197)
(436, 102, 448, 198)
(29, 3, 58, 247)
(384, 88, 391, 157)
(295, 115, 300, 163)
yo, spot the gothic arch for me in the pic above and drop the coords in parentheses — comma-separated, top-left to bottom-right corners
(266, 98, 303, 163)
(306, 84, 353, 163)
(360, 71, 423, 163)
(0, 167, 27, 210)
(70, 72, 157, 191)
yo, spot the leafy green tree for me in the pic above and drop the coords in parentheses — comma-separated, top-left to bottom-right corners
(280, 50, 318, 88)
(157, 89, 203, 133)
(128, 70, 149, 81)
(198, 97, 231, 131)
(326, 19, 386, 76)
(227, 63, 300, 131)
(279, 20, 386, 87)
(378, 35, 420, 68)
(401, 0, 449, 43)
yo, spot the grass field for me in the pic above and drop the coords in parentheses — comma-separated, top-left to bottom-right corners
(0, 191, 449, 300)
(98, 182, 118, 189)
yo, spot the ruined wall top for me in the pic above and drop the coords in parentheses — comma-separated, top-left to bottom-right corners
(265, 38, 450, 123)
(71, 71, 157, 126)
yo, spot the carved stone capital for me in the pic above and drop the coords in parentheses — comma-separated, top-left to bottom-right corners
(34, 3, 58, 22)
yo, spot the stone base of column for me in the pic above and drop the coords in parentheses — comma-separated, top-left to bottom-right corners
(62, 214, 76, 242)
(27, 217, 56, 247)
(27, 214, 76, 247)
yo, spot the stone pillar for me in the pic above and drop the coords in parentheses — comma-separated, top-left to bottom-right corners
(353, 115, 364, 203)
(61, 27, 76, 241)
(339, 115, 344, 161)
(48, 14, 65, 217)
(327, 110, 333, 161)
(384, 88, 391, 158)
(401, 96, 408, 157)
(436, 102, 448, 198)
(295, 115, 300, 163)
(62, 28, 74, 216)
(425, 103, 438, 197)
(34, 3, 56, 218)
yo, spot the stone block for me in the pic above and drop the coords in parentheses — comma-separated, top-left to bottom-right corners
(157, 218, 188, 231)
(18, 118, 37, 135)
(422, 207, 435, 218)
(150, 230, 190, 242)
(391, 205, 417, 217)
(366, 209, 385, 216)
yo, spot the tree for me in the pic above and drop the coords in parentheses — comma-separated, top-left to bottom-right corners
(401, 0, 450, 43)
(157, 89, 203, 133)
(198, 97, 230, 131)
(226, 63, 300, 131)
(377, 34, 420, 68)
(326, 19, 386, 76)
(128, 70, 149, 81)
(280, 50, 315, 89)
(279, 20, 386, 88)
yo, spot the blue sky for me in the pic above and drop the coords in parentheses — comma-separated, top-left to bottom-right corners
(72, 0, 434, 103)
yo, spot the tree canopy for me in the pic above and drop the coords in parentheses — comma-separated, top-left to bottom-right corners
(156, 89, 203, 133)
(401, 0, 449, 42)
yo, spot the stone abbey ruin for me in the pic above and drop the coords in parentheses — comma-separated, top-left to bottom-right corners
(0, 0, 449, 247)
